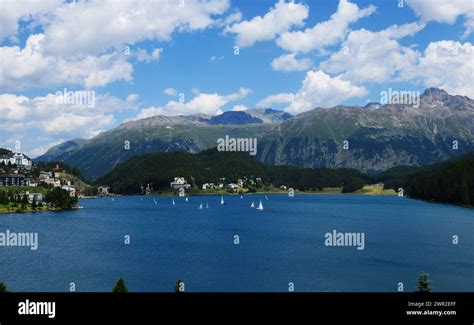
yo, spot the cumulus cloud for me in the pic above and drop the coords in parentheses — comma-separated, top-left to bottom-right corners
(0, 33, 133, 90)
(135, 48, 163, 63)
(271, 53, 313, 71)
(134, 87, 252, 118)
(0, 0, 61, 41)
(40, 0, 232, 57)
(163, 88, 179, 96)
(320, 22, 425, 83)
(0, 0, 231, 89)
(402, 41, 474, 97)
(231, 104, 248, 111)
(256, 93, 293, 108)
(406, 0, 474, 38)
(224, 0, 308, 47)
(0, 92, 136, 136)
(258, 71, 367, 113)
(276, 0, 375, 53)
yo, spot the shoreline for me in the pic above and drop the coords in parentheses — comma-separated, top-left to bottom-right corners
(0, 206, 79, 214)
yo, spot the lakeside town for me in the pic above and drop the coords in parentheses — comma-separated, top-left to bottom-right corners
(0, 149, 87, 212)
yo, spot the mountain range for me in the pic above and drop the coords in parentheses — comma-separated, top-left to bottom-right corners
(37, 88, 474, 180)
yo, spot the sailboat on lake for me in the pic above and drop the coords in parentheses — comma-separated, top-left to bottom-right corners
(172, 198, 175, 205)
(256, 199, 264, 211)
(185, 197, 188, 202)
(199, 203, 203, 209)
(250, 201, 255, 208)
(221, 195, 226, 205)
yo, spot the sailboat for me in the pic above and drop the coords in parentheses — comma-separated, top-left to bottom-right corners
(256, 200, 264, 211)
(172, 198, 175, 205)
(265, 195, 268, 200)
(199, 203, 203, 209)
(250, 201, 255, 208)
(221, 195, 226, 205)
(153, 198, 157, 204)
(240, 195, 243, 199)
(185, 197, 188, 202)
(206, 202, 209, 208)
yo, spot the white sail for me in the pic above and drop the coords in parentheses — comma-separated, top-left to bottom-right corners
(251, 201, 255, 208)
(153, 198, 157, 204)
(221, 195, 225, 205)
(265, 195, 268, 200)
(172, 198, 175, 205)
(185, 197, 188, 202)
(240, 195, 243, 199)
(256, 200, 263, 211)
(206, 202, 209, 208)
(199, 203, 203, 209)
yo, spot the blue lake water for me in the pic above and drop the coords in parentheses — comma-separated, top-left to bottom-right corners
(0, 194, 473, 292)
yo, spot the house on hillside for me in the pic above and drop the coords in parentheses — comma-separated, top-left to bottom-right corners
(0, 174, 29, 186)
(0, 152, 32, 169)
(98, 186, 110, 196)
(202, 183, 216, 190)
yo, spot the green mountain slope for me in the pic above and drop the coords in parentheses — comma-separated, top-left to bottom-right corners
(37, 88, 474, 180)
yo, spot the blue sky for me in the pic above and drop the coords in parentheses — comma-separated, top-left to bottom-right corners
(0, 0, 473, 157)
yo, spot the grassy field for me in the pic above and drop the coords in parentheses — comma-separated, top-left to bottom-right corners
(0, 202, 55, 213)
(354, 185, 397, 195)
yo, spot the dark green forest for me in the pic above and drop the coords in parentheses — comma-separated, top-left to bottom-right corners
(375, 152, 474, 206)
(96, 149, 370, 194)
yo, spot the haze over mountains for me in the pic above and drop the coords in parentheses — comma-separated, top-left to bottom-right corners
(37, 88, 474, 180)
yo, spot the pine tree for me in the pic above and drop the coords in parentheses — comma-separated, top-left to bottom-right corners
(112, 278, 128, 293)
(416, 272, 432, 292)
(0, 282, 7, 292)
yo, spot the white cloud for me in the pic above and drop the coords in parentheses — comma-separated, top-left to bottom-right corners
(0, 34, 133, 90)
(135, 48, 163, 63)
(403, 41, 474, 97)
(0, 92, 136, 137)
(224, 0, 308, 47)
(126, 93, 139, 102)
(259, 71, 367, 114)
(271, 53, 313, 71)
(215, 10, 242, 27)
(406, 0, 474, 38)
(320, 22, 425, 83)
(231, 104, 248, 111)
(210, 55, 224, 62)
(0, 0, 61, 41)
(164, 88, 179, 96)
(134, 87, 252, 118)
(276, 0, 375, 53)
(256, 93, 293, 108)
(0, 0, 232, 89)
(40, 0, 231, 57)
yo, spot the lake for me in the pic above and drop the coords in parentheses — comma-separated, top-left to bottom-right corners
(0, 194, 473, 292)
